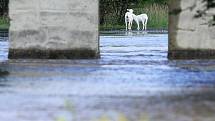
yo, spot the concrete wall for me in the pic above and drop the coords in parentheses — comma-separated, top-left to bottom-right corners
(9, 0, 99, 59)
(169, 0, 215, 59)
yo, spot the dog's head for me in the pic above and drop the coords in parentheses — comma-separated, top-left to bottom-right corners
(127, 9, 134, 13)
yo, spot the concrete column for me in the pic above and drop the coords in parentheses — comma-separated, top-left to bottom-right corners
(169, 0, 215, 59)
(9, 0, 99, 59)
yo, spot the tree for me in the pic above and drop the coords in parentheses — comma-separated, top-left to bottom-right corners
(194, 0, 215, 26)
(100, 0, 138, 25)
(100, 0, 168, 26)
(0, 0, 9, 16)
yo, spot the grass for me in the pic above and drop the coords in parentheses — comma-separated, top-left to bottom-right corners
(55, 100, 150, 121)
(135, 3, 168, 29)
(0, 16, 9, 29)
(100, 24, 125, 31)
(100, 3, 168, 30)
(0, 3, 168, 30)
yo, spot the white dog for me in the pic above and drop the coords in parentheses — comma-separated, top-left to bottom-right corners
(125, 9, 134, 31)
(133, 13, 148, 31)
(125, 9, 148, 31)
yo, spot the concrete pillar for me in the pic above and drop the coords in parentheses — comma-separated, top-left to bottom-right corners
(169, 0, 215, 59)
(8, 0, 99, 59)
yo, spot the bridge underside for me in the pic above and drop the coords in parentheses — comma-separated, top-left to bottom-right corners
(168, 0, 215, 59)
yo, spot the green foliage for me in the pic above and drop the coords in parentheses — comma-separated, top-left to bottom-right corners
(0, 0, 9, 16)
(0, 0, 169, 30)
(0, 0, 9, 29)
(134, 3, 168, 29)
(194, 0, 215, 26)
(100, 0, 139, 25)
(55, 100, 151, 121)
(100, 2, 168, 30)
(137, 0, 168, 5)
(0, 16, 9, 29)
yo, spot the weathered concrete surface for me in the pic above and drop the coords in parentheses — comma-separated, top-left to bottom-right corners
(9, 0, 99, 59)
(169, 0, 215, 59)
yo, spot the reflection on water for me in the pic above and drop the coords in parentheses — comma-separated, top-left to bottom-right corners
(125, 31, 147, 36)
(0, 39, 8, 62)
(0, 32, 215, 121)
(0, 69, 9, 76)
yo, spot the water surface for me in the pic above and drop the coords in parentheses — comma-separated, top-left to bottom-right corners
(0, 32, 215, 121)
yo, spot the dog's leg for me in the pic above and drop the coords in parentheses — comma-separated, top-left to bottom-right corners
(142, 20, 145, 31)
(145, 18, 148, 31)
(130, 20, 133, 30)
(125, 21, 128, 31)
(137, 21, 140, 31)
(128, 21, 131, 30)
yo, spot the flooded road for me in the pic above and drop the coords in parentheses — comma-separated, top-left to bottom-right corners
(1, 32, 215, 121)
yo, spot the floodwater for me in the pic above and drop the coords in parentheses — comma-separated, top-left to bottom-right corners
(1, 32, 215, 121)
